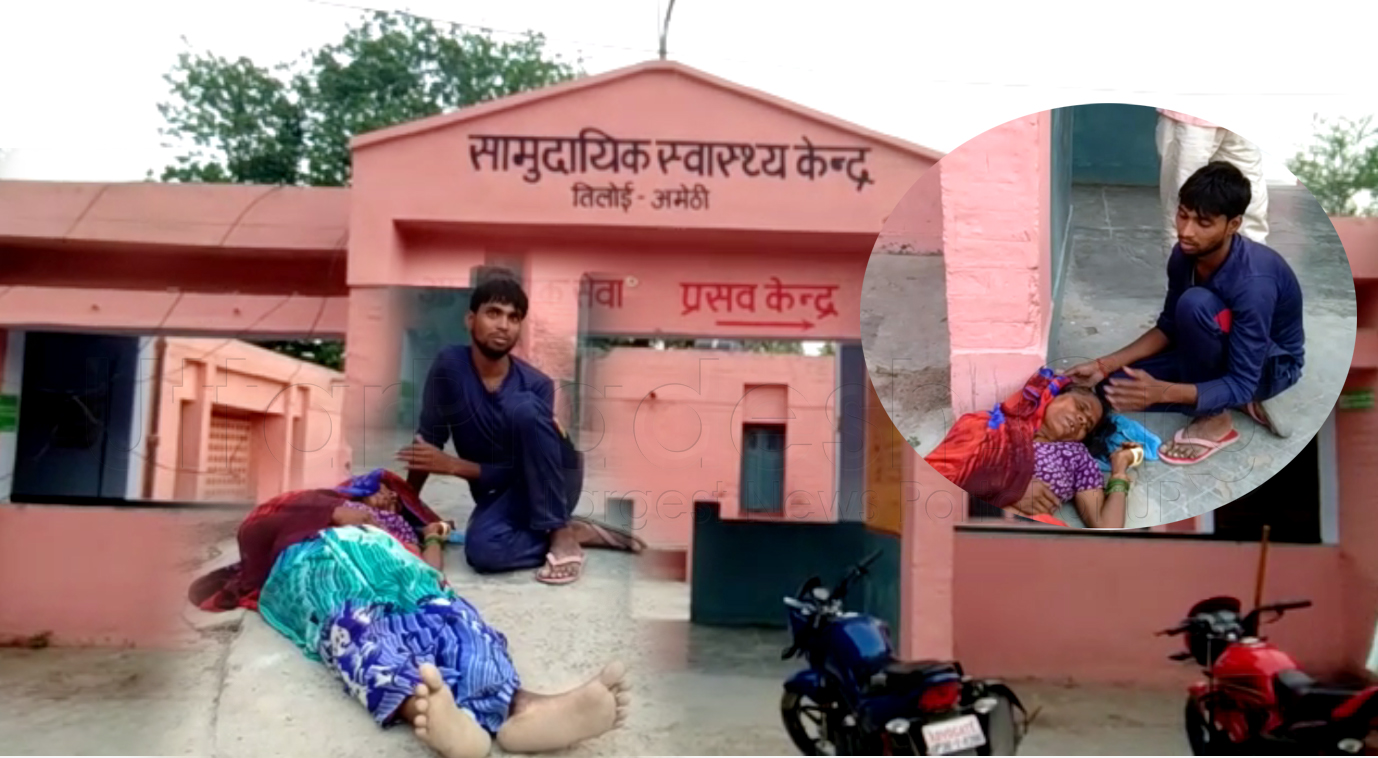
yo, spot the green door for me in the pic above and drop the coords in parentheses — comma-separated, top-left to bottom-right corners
(740, 423, 785, 514)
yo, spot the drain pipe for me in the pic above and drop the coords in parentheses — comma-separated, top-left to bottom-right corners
(141, 336, 167, 501)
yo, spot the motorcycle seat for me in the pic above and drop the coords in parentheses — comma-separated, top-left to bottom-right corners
(1273, 669, 1361, 723)
(877, 660, 961, 691)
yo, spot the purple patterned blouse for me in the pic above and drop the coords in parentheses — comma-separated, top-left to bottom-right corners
(339, 501, 419, 547)
(1032, 442, 1105, 503)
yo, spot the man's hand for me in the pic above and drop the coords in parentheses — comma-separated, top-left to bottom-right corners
(397, 436, 462, 476)
(422, 522, 451, 540)
(1009, 479, 1061, 517)
(1105, 367, 1172, 412)
(1065, 359, 1107, 387)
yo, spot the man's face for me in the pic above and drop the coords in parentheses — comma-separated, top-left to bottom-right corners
(466, 300, 523, 360)
(1175, 205, 1242, 257)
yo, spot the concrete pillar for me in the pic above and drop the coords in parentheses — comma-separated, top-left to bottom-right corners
(942, 112, 1052, 415)
(344, 286, 406, 472)
(522, 255, 586, 431)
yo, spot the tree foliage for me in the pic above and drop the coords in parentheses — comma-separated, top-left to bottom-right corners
(1286, 115, 1378, 217)
(157, 11, 582, 187)
(154, 11, 582, 369)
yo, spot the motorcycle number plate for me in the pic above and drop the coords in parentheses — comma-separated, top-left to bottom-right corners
(921, 714, 987, 755)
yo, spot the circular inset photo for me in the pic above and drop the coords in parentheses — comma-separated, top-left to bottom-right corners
(862, 104, 1358, 530)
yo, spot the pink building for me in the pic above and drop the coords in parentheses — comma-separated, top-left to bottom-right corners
(0, 67, 1372, 688)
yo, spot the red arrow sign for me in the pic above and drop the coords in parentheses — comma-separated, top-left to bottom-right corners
(715, 319, 815, 330)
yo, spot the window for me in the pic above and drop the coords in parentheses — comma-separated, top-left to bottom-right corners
(740, 423, 786, 515)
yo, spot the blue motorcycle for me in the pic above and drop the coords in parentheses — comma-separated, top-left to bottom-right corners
(780, 551, 1031, 755)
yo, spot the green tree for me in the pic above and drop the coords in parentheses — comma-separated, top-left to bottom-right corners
(1286, 115, 1378, 217)
(154, 11, 582, 370)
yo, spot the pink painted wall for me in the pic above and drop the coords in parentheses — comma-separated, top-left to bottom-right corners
(348, 62, 941, 289)
(897, 443, 961, 663)
(0, 288, 348, 337)
(0, 505, 193, 646)
(1339, 258, 1378, 672)
(0, 332, 193, 647)
(952, 534, 1347, 684)
(876, 161, 943, 255)
(581, 347, 837, 549)
(342, 62, 939, 458)
(149, 338, 349, 502)
(940, 112, 1052, 414)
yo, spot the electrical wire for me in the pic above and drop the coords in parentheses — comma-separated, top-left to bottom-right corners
(298, 0, 1356, 97)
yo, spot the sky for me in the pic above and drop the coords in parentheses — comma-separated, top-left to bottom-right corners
(2, 0, 1377, 183)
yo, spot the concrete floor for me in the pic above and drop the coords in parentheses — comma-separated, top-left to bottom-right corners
(0, 624, 1194, 756)
(862, 251, 954, 454)
(1049, 184, 1356, 527)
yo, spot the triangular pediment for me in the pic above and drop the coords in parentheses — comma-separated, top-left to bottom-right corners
(347, 61, 942, 241)
(352, 61, 941, 163)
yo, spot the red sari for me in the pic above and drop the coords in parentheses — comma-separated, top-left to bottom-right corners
(924, 368, 1071, 526)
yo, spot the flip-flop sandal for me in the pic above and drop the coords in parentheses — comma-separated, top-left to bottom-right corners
(573, 516, 647, 554)
(1244, 400, 1290, 439)
(1025, 513, 1070, 527)
(536, 553, 585, 585)
(1159, 428, 1241, 466)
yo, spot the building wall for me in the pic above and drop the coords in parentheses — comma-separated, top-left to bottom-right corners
(875, 161, 943, 255)
(942, 112, 1053, 414)
(0, 329, 193, 646)
(581, 347, 837, 549)
(149, 338, 349, 502)
(0, 504, 194, 646)
(952, 534, 1347, 684)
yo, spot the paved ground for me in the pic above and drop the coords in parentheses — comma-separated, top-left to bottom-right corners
(1049, 184, 1356, 527)
(0, 629, 1194, 756)
(861, 251, 954, 453)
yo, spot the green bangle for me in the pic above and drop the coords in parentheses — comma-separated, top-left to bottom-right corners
(423, 536, 445, 549)
(1105, 478, 1131, 495)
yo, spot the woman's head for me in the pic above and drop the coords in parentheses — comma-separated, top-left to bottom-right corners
(336, 468, 399, 513)
(1041, 385, 1112, 446)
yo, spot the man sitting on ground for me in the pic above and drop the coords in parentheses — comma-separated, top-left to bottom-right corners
(1067, 161, 1303, 465)
(398, 273, 644, 584)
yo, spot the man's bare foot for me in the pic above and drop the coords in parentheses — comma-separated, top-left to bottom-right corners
(406, 663, 493, 758)
(1159, 413, 1239, 464)
(536, 527, 585, 584)
(572, 518, 647, 554)
(496, 662, 630, 754)
(1243, 399, 1290, 438)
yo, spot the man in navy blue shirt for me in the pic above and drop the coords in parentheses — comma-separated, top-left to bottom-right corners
(1067, 161, 1304, 466)
(397, 274, 643, 583)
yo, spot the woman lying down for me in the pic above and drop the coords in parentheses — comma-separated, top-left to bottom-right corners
(188, 468, 628, 758)
(924, 368, 1146, 529)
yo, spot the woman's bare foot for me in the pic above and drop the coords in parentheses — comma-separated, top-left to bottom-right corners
(405, 663, 493, 758)
(496, 662, 630, 754)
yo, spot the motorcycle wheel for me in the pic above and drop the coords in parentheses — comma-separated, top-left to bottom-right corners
(781, 690, 846, 755)
(1184, 697, 1231, 756)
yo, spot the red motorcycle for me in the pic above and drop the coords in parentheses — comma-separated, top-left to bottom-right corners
(1159, 596, 1378, 755)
